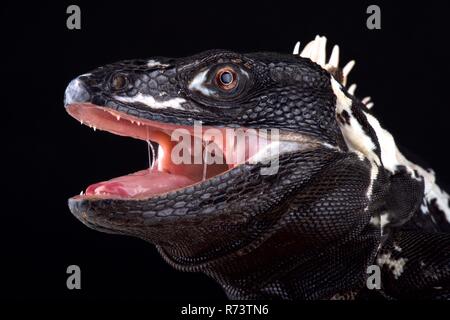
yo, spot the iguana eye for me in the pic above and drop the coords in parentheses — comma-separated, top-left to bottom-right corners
(215, 67, 238, 90)
(111, 74, 128, 91)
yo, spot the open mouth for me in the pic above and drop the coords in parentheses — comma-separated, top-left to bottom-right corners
(66, 103, 272, 200)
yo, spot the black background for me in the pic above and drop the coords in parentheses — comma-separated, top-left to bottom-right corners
(1, 0, 449, 301)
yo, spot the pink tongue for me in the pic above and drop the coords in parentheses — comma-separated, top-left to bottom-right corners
(85, 169, 195, 198)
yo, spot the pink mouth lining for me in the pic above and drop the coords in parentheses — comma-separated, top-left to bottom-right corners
(67, 103, 267, 199)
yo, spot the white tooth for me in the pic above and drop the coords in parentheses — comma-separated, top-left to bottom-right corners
(79, 190, 84, 195)
(293, 41, 301, 55)
(317, 36, 327, 66)
(93, 126, 96, 131)
(366, 102, 374, 109)
(131, 120, 134, 124)
(137, 121, 141, 126)
(348, 84, 357, 95)
(116, 115, 120, 121)
(343, 60, 355, 77)
(329, 45, 339, 67)
(80, 120, 83, 125)
(362, 96, 372, 104)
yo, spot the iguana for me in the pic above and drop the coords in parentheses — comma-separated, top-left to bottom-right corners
(64, 36, 450, 300)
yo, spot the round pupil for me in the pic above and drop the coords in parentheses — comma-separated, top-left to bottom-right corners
(220, 71, 233, 84)
(113, 75, 125, 89)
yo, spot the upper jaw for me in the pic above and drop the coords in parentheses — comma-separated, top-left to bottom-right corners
(64, 71, 207, 126)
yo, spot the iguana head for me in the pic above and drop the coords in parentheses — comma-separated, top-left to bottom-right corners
(64, 41, 358, 269)
(64, 36, 450, 300)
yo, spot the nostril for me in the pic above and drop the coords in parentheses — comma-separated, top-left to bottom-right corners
(64, 77, 91, 106)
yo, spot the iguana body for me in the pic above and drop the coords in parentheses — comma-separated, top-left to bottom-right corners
(64, 36, 450, 299)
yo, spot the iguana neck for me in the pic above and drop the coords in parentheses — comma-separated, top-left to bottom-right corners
(164, 224, 380, 300)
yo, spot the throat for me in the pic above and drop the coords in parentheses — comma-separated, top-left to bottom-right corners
(168, 235, 378, 300)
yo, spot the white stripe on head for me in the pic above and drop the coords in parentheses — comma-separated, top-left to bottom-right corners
(115, 93, 187, 110)
(147, 60, 169, 68)
(188, 69, 214, 96)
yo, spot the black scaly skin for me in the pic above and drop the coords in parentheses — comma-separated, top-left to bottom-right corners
(65, 49, 450, 300)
